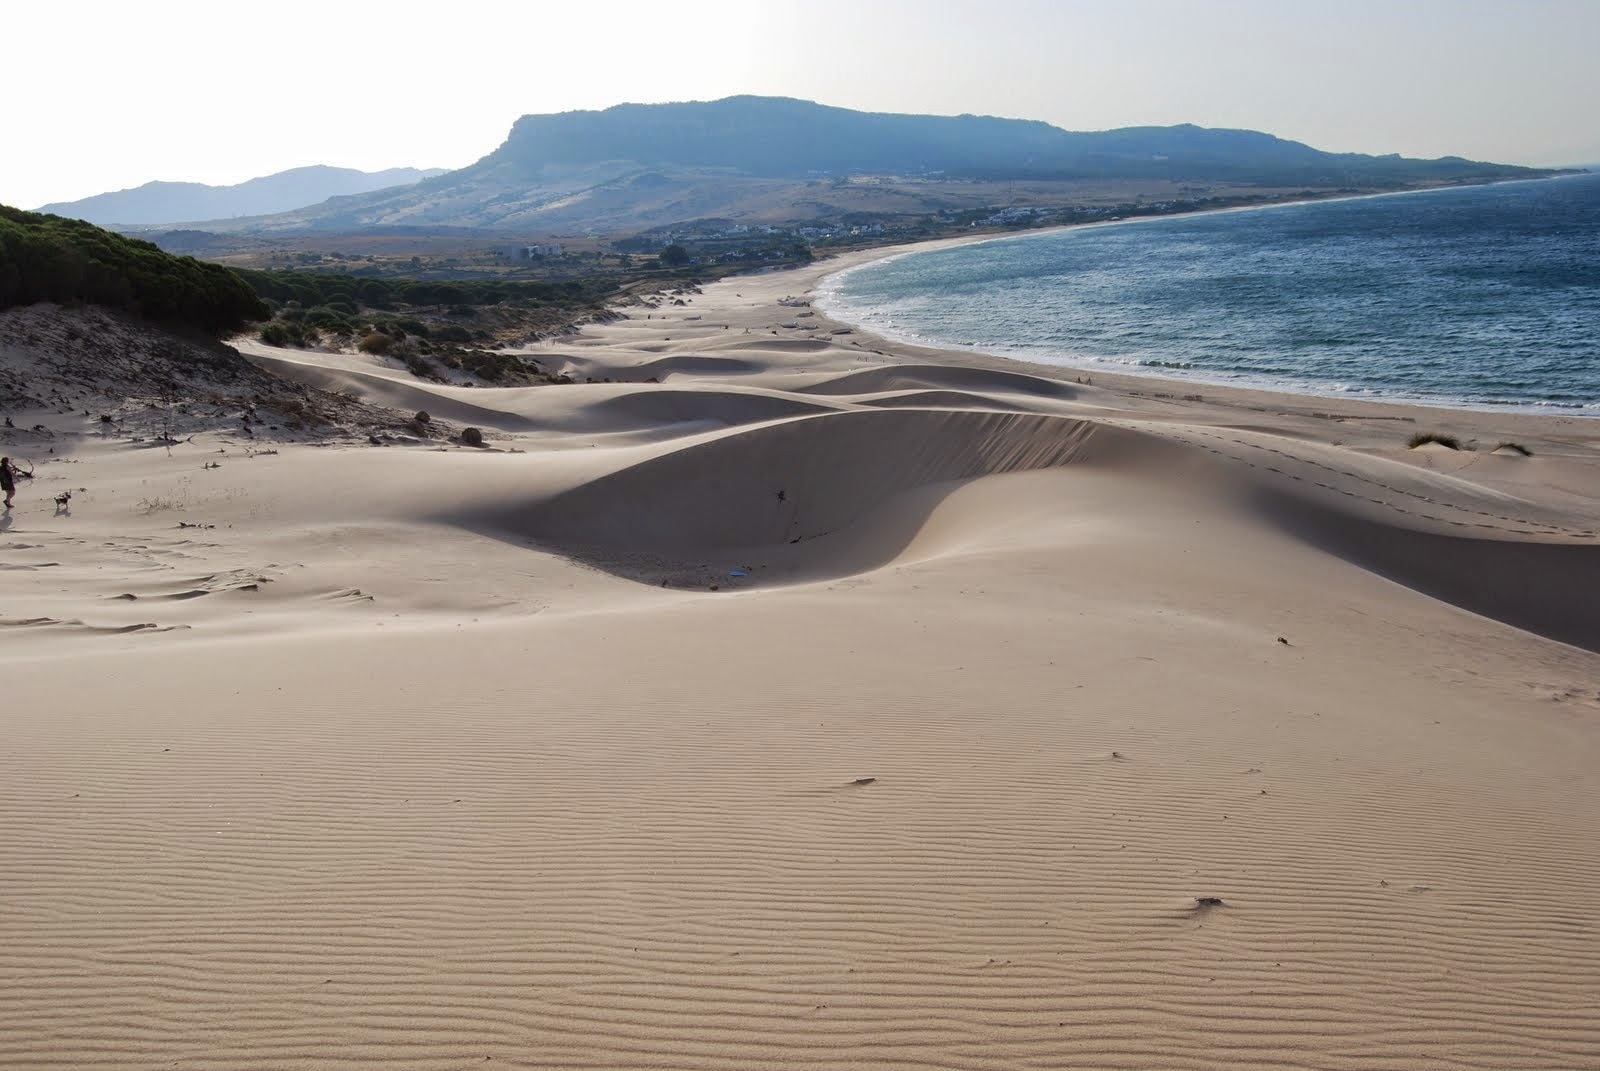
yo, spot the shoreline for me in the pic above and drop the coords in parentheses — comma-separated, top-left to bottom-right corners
(768, 268, 1597, 444)
(805, 176, 1597, 420)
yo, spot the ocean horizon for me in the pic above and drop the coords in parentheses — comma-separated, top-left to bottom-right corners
(820, 174, 1600, 415)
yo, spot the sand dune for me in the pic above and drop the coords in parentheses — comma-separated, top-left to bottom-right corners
(856, 388, 1040, 412)
(578, 387, 843, 431)
(740, 336, 837, 351)
(1258, 487, 1600, 652)
(3, 250, 1599, 1070)
(497, 410, 1113, 547)
(563, 351, 768, 381)
(245, 343, 544, 431)
(789, 362, 1083, 399)
(470, 410, 1209, 589)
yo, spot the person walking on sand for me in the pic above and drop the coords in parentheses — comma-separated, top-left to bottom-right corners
(1, 457, 17, 509)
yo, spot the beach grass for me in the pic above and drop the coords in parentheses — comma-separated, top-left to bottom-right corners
(1408, 431, 1461, 450)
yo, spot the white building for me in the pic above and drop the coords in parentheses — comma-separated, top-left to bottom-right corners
(504, 243, 563, 259)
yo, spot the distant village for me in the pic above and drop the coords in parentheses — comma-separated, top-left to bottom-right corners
(578, 186, 1276, 269)
(230, 186, 1342, 280)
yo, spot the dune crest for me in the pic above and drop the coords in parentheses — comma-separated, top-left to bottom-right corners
(500, 410, 1111, 548)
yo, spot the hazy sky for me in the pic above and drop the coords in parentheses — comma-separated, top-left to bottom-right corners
(6, 0, 1598, 209)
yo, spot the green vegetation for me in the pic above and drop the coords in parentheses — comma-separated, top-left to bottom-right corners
(0, 205, 269, 334)
(258, 322, 302, 347)
(242, 268, 642, 377)
(1408, 432, 1462, 450)
(240, 266, 671, 386)
(237, 269, 617, 313)
(240, 258, 803, 387)
(252, 285, 578, 386)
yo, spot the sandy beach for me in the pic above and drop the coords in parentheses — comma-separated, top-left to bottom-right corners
(3, 245, 1599, 1070)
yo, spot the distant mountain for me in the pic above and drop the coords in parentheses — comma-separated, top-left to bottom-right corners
(36, 165, 448, 226)
(481, 96, 1539, 183)
(188, 97, 1566, 234)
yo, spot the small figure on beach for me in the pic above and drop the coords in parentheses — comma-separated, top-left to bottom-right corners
(1, 457, 16, 508)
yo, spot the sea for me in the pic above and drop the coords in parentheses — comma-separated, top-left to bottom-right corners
(819, 173, 1600, 414)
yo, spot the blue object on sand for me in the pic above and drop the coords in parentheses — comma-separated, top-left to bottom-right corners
(729, 570, 748, 578)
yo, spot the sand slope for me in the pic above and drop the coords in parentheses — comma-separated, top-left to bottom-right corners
(3, 256, 1599, 1070)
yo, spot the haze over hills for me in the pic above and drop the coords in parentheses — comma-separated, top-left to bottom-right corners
(206, 96, 1563, 236)
(36, 165, 447, 227)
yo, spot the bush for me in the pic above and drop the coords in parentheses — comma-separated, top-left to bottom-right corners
(433, 324, 472, 343)
(358, 332, 395, 355)
(304, 307, 354, 333)
(460, 349, 524, 382)
(414, 410, 431, 425)
(1408, 432, 1461, 450)
(260, 320, 317, 348)
(461, 427, 484, 447)
(1494, 441, 1533, 456)
(259, 322, 293, 346)
(401, 353, 441, 381)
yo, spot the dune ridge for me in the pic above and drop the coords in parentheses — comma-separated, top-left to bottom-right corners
(495, 410, 1115, 549)
(788, 362, 1083, 399)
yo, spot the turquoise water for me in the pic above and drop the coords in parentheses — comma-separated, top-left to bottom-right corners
(820, 174, 1600, 413)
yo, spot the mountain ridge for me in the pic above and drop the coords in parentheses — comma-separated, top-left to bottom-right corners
(37, 165, 448, 227)
(142, 97, 1569, 236)
(470, 96, 1548, 183)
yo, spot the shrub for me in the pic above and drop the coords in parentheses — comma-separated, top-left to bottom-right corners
(260, 320, 317, 348)
(461, 427, 484, 447)
(1408, 432, 1461, 450)
(414, 410, 431, 425)
(458, 349, 523, 382)
(433, 324, 472, 343)
(259, 322, 293, 346)
(304, 308, 354, 333)
(1494, 441, 1533, 456)
(358, 332, 395, 355)
(401, 353, 441, 381)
